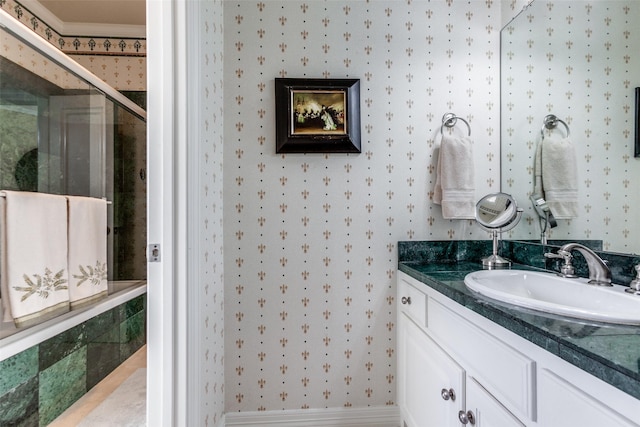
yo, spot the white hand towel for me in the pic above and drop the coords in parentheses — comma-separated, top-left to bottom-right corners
(533, 140, 543, 197)
(541, 135, 578, 219)
(67, 196, 108, 308)
(0, 191, 69, 326)
(433, 134, 476, 219)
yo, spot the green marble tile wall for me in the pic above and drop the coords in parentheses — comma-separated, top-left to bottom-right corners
(0, 294, 146, 426)
(398, 240, 640, 287)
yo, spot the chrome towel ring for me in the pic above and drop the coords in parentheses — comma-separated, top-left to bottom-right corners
(441, 113, 471, 136)
(541, 114, 570, 139)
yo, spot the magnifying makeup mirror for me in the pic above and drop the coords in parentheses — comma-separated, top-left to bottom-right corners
(476, 192, 523, 268)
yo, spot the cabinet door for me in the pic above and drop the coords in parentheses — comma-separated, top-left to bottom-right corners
(538, 369, 639, 427)
(465, 377, 525, 427)
(399, 313, 465, 427)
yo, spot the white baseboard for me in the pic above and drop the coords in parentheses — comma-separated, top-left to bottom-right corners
(224, 406, 400, 427)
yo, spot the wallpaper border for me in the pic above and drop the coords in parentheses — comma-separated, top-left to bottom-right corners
(2, 0, 146, 56)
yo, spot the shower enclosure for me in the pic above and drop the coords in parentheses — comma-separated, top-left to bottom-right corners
(0, 11, 146, 336)
(0, 8, 148, 425)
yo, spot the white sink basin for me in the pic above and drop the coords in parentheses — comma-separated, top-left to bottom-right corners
(464, 269, 640, 325)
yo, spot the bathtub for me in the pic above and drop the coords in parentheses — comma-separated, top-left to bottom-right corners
(0, 280, 146, 361)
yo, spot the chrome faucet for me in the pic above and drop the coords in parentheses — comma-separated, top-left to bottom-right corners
(544, 243, 612, 286)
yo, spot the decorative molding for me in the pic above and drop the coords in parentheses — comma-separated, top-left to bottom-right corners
(224, 406, 400, 427)
(17, 0, 65, 32)
(63, 22, 145, 39)
(1, 0, 145, 56)
(20, 0, 145, 37)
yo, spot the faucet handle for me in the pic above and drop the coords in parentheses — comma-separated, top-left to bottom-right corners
(544, 250, 577, 277)
(544, 250, 566, 260)
(627, 264, 640, 292)
(625, 265, 640, 294)
(544, 249, 572, 262)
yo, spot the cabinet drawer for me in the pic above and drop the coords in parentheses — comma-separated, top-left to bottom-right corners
(428, 298, 535, 421)
(398, 277, 427, 327)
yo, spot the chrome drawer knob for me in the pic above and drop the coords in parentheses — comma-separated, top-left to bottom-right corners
(458, 410, 475, 425)
(440, 388, 456, 401)
(401, 296, 412, 305)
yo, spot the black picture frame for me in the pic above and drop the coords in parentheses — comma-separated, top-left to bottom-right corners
(635, 87, 640, 158)
(275, 78, 361, 153)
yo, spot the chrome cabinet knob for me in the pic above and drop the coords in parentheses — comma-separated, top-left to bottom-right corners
(401, 296, 411, 305)
(458, 410, 476, 425)
(440, 388, 456, 401)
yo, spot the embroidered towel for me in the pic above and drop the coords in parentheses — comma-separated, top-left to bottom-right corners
(433, 133, 476, 219)
(0, 191, 69, 326)
(67, 196, 108, 308)
(537, 134, 578, 219)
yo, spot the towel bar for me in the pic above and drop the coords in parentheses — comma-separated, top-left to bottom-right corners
(541, 114, 570, 139)
(0, 193, 112, 204)
(441, 112, 471, 136)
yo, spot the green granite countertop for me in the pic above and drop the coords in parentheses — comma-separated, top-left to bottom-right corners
(398, 260, 640, 401)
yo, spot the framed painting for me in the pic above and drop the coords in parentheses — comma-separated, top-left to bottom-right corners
(635, 87, 640, 157)
(275, 78, 361, 153)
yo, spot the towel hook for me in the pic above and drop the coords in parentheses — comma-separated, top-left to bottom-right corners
(541, 114, 570, 139)
(441, 113, 471, 136)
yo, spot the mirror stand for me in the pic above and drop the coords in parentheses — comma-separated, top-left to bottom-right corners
(482, 229, 515, 269)
(475, 192, 523, 269)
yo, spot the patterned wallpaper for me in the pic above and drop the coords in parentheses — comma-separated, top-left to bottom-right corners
(2, 0, 146, 90)
(223, 0, 502, 413)
(198, 1, 226, 425)
(502, 0, 531, 28)
(70, 54, 146, 91)
(2, 0, 544, 420)
(502, 0, 640, 253)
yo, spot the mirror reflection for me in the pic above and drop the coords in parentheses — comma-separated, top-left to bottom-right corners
(476, 192, 519, 229)
(501, 0, 640, 254)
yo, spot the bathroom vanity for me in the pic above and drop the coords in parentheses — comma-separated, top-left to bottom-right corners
(397, 242, 640, 427)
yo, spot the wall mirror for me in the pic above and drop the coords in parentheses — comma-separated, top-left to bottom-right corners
(501, 0, 640, 254)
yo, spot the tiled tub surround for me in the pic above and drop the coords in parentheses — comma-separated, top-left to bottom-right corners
(398, 240, 640, 401)
(0, 289, 146, 426)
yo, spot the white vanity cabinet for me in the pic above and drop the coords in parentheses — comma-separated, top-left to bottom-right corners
(398, 312, 464, 427)
(398, 275, 527, 427)
(464, 377, 526, 427)
(397, 271, 640, 427)
(537, 368, 639, 427)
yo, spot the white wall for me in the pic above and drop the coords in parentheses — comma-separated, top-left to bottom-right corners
(223, 0, 502, 413)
